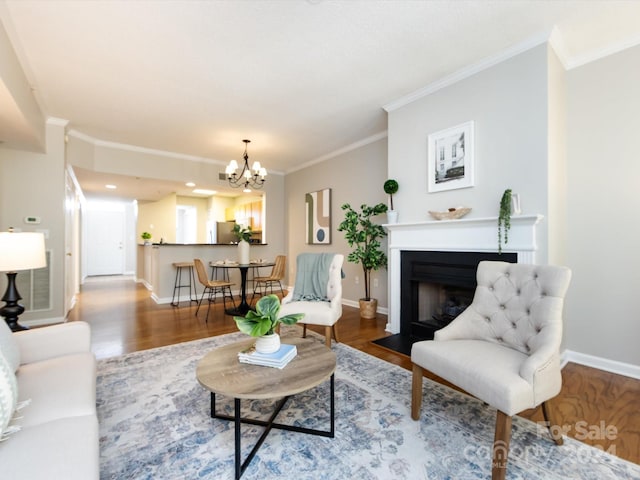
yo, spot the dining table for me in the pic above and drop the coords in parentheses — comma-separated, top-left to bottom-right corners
(210, 260, 275, 316)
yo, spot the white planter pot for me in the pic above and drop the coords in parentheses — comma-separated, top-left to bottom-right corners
(387, 210, 399, 224)
(255, 333, 280, 354)
(237, 240, 250, 265)
(511, 193, 522, 215)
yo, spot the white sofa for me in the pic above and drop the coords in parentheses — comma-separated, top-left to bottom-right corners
(0, 321, 98, 479)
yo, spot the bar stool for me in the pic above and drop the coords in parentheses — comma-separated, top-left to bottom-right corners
(171, 262, 198, 307)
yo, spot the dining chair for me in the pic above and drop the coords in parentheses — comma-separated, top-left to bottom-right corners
(193, 258, 236, 322)
(250, 255, 286, 305)
(410, 260, 572, 480)
(279, 253, 344, 348)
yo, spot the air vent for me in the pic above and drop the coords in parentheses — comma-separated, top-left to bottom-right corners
(218, 172, 227, 181)
(15, 250, 52, 311)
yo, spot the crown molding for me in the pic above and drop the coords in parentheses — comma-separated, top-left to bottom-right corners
(548, 26, 570, 70)
(65, 129, 285, 176)
(66, 128, 224, 165)
(566, 32, 640, 70)
(66, 129, 95, 143)
(286, 130, 388, 174)
(383, 30, 553, 112)
(46, 117, 69, 127)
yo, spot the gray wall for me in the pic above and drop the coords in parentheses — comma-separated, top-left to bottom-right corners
(380, 41, 638, 367)
(285, 138, 389, 308)
(387, 44, 551, 263)
(565, 44, 640, 366)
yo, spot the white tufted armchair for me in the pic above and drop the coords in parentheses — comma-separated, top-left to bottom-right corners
(411, 260, 571, 480)
(279, 253, 344, 348)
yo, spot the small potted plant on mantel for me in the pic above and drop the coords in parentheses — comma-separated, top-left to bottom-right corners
(383, 179, 399, 224)
(234, 294, 304, 353)
(337, 202, 388, 319)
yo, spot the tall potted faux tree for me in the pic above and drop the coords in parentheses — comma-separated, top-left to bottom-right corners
(338, 202, 388, 319)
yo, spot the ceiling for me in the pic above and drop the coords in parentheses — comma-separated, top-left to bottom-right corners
(1, 0, 640, 201)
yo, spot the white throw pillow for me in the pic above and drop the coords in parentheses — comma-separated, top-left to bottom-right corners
(0, 349, 18, 439)
(0, 320, 20, 372)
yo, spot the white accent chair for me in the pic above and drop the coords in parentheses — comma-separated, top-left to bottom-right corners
(279, 253, 344, 348)
(411, 261, 572, 480)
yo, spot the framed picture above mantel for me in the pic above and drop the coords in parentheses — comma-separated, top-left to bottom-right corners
(428, 121, 474, 193)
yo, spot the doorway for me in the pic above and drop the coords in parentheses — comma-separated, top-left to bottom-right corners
(84, 201, 127, 276)
(176, 205, 197, 244)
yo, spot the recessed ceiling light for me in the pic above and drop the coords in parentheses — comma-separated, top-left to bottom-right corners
(185, 182, 196, 187)
(105, 184, 117, 189)
(192, 188, 216, 195)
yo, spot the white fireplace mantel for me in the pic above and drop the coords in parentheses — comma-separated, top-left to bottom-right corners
(384, 214, 543, 333)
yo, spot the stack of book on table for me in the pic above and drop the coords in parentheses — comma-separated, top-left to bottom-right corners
(238, 343, 297, 369)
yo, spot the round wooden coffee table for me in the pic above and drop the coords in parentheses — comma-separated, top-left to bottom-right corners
(196, 336, 336, 479)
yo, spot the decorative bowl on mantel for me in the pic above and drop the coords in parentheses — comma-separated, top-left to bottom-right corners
(428, 207, 472, 221)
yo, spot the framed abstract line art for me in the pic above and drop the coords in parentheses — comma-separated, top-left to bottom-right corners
(305, 188, 331, 244)
(428, 121, 474, 193)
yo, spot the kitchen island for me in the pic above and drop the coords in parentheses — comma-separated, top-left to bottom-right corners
(137, 243, 271, 304)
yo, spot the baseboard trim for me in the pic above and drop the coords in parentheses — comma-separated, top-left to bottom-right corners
(561, 349, 640, 380)
(341, 298, 388, 316)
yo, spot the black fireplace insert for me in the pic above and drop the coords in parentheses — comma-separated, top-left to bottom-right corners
(373, 250, 516, 355)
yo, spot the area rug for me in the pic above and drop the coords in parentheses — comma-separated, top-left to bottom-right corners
(97, 329, 640, 479)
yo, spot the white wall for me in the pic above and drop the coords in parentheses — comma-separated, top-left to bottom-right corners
(546, 47, 568, 267)
(67, 134, 288, 270)
(387, 44, 551, 262)
(0, 120, 67, 323)
(565, 44, 640, 366)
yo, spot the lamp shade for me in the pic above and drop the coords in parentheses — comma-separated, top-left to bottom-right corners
(0, 232, 47, 272)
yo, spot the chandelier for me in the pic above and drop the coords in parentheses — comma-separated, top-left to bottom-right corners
(225, 139, 267, 192)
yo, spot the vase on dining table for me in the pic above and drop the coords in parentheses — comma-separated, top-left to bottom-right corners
(237, 239, 250, 265)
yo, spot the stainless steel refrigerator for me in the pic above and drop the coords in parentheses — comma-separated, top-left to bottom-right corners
(216, 221, 236, 244)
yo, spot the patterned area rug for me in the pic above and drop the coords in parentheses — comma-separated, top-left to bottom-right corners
(97, 328, 640, 479)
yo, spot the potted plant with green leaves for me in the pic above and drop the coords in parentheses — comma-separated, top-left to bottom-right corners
(383, 179, 399, 223)
(141, 232, 152, 245)
(232, 223, 252, 264)
(498, 189, 512, 254)
(337, 202, 388, 319)
(234, 294, 304, 353)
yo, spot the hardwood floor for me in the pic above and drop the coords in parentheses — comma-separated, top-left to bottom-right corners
(67, 275, 639, 465)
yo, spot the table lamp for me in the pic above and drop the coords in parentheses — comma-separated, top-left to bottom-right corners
(0, 230, 47, 331)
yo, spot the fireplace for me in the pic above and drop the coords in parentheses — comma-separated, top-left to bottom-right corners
(400, 250, 516, 341)
(378, 214, 543, 355)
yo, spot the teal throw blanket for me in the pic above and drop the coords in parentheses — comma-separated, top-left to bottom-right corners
(292, 253, 335, 302)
